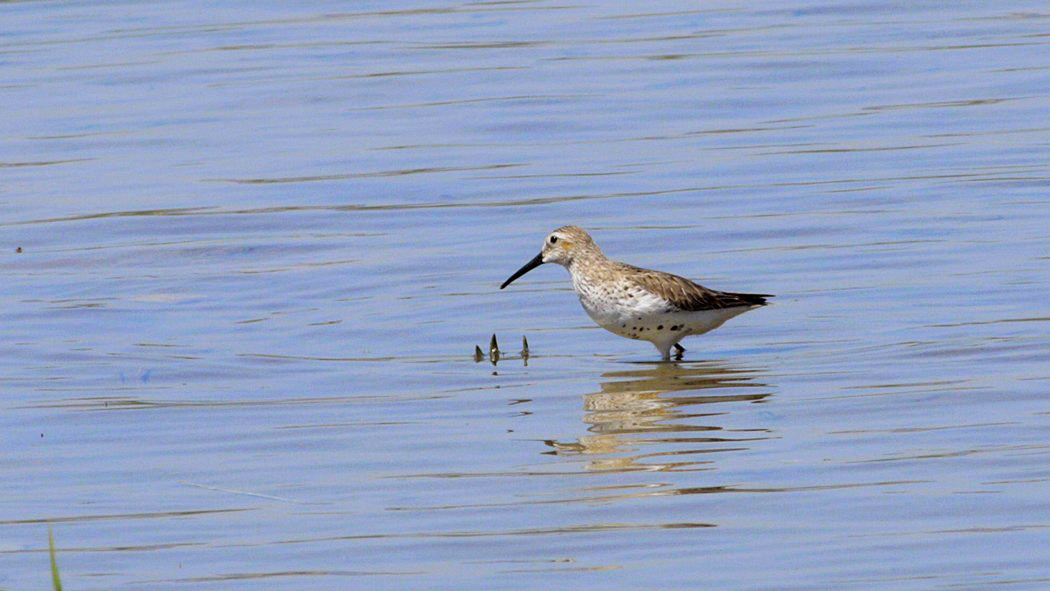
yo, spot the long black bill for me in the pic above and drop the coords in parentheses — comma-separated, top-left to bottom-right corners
(500, 252, 545, 289)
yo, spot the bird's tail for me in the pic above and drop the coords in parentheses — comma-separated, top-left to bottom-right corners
(727, 292, 773, 306)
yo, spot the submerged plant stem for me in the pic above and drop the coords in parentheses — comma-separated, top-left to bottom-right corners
(48, 525, 63, 591)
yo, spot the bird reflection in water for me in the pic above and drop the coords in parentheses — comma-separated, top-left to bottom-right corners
(545, 361, 772, 473)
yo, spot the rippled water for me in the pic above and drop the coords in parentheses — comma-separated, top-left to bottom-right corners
(4, 1, 1050, 589)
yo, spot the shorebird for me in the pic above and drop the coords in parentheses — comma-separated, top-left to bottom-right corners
(500, 226, 771, 360)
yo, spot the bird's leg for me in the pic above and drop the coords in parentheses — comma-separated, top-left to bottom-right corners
(673, 343, 685, 360)
(656, 342, 673, 361)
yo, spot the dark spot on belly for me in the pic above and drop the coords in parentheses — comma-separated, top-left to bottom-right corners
(670, 325, 680, 331)
(657, 325, 663, 330)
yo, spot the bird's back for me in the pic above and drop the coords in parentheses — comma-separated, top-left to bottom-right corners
(609, 261, 771, 312)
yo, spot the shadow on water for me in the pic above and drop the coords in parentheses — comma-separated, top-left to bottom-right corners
(383, 358, 779, 517)
(544, 361, 773, 474)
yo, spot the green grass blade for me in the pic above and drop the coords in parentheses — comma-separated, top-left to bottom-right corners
(48, 525, 63, 591)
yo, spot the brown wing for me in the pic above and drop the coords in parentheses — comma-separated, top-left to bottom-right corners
(617, 263, 771, 311)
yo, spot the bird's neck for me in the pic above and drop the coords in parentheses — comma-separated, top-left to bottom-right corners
(567, 250, 611, 281)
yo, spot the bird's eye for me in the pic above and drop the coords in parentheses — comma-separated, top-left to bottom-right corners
(549, 236, 558, 244)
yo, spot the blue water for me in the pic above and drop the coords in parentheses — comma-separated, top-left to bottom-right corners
(3, 1, 1050, 589)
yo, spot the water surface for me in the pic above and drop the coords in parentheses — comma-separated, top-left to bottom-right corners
(3, 1, 1050, 589)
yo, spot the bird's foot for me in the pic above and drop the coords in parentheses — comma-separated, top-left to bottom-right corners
(673, 343, 685, 360)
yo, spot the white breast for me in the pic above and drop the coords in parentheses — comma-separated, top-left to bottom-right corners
(574, 277, 666, 336)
